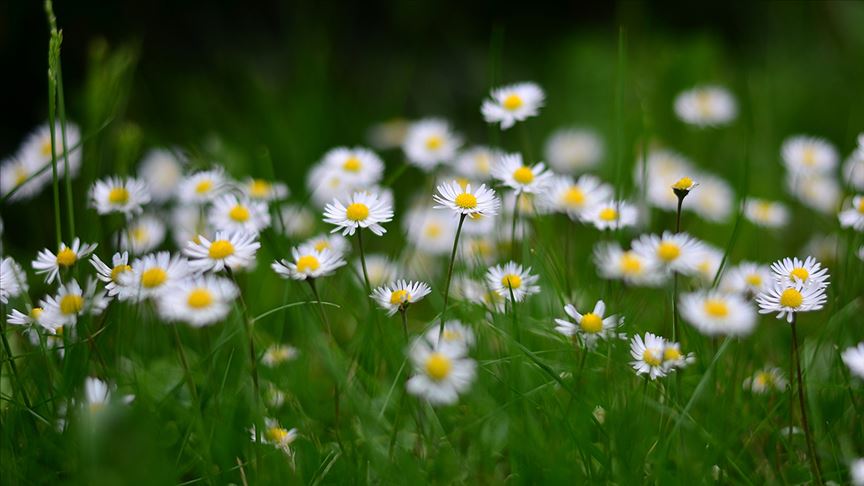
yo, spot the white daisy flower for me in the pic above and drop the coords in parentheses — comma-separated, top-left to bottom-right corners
(278, 204, 316, 239)
(756, 283, 827, 323)
(631, 231, 704, 276)
(433, 180, 500, 218)
(485, 261, 540, 302)
(781, 135, 838, 174)
(323, 191, 394, 236)
(241, 178, 289, 202)
(6, 306, 46, 329)
(422, 320, 475, 354)
(32, 238, 98, 284)
(0, 256, 27, 304)
(366, 118, 409, 150)
(137, 148, 185, 203)
(250, 418, 298, 455)
(209, 194, 271, 234)
(742, 366, 788, 394)
(630, 332, 668, 380)
(451, 146, 496, 180)
(0, 154, 51, 202)
(156, 274, 239, 327)
(554, 300, 624, 349)
(118, 252, 191, 301)
(786, 173, 841, 215)
(361, 254, 400, 288)
(177, 168, 227, 204)
(769, 256, 830, 290)
(851, 458, 864, 486)
(88, 176, 151, 216)
(262, 344, 299, 367)
(185, 231, 260, 273)
(544, 128, 604, 174)
(370, 279, 431, 316)
(720, 261, 772, 296)
(540, 174, 613, 220)
(674, 85, 737, 127)
(402, 118, 462, 171)
(405, 208, 457, 256)
(593, 242, 664, 287)
(839, 195, 864, 231)
(320, 146, 384, 186)
(39, 279, 109, 331)
(582, 200, 638, 230)
(19, 122, 82, 173)
(841, 343, 864, 380)
(689, 174, 733, 222)
(119, 214, 167, 254)
(481, 82, 545, 130)
(744, 199, 789, 228)
(303, 234, 350, 255)
(84, 377, 111, 412)
(491, 153, 553, 194)
(89, 252, 132, 298)
(171, 206, 213, 248)
(460, 235, 497, 266)
(406, 337, 476, 406)
(692, 244, 724, 285)
(680, 290, 757, 337)
(843, 137, 864, 190)
(272, 243, 346, 281)
(661, 342, 696, 372)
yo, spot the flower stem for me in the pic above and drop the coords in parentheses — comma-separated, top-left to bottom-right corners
(57, 62, 76, 240)
(510, 193, 520, 260)
(356, 229, 372, 294)
(790, 315, 823, 486)
(438, 214, 467, 343)
(171, 324, 199, 404)
(308, 279, 332, 338)
(400, 309, 408, 340)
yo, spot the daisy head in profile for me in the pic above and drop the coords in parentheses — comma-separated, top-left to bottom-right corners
(241, 177, 289, 202)
(178, 168, 227, 204)
(491, 153, 553, 194)
(402, 118, 462, 171)
(842, 342, 864, 380)
(582, 200, 638, 231)
(89, 176, 151, 216)
(782, 135, 838, 175)
(661, 341, 696, 372)
(769, 256, 830, 290)
(481, 82, 545, 130)
(544, 128, 604, 174)
(39, 279, 109, 331)
(433, 180, 500, 218)
(673, 85, 737, 127)
(323, 191, 394, 236)
(486, 261, 540, 302)
(744, 199, 789, 228)
(742, 366, 788, 394)
(272, 243, 346, 281)
(679, 290, 758, 337)
(90, 252, 132, 299)
(541, 174, 612, 221)
(250, 418, 298, 456)
(156, 274, 238, 327)
(32, 238, 98, 284)
(118, 252, 191, 301)
(631, 231, 704, 276)
(262, 344, 299, 368)
(320, 146, 385, 186)
(629, 332, 668, 380)
(370, 279, 432, 317)
(839, 195, 864, 231)
(755, 283, 827, 323)
(209, 194, 271, 234)
(593, 242, 664, 287)
(0, 256, 28, 304)
(554, 300, 624, 349)
(185, 230, 260, 273)
(406, 337, 476, 406)
(6, 305, 47, 331)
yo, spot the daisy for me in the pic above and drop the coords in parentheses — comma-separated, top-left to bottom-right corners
(744, 199, 789, 228)
(485, 261, 540, 302)
(209, 194, 271, 234)
(118, 252, 191, 301)
(692, 244, 724, 285)
(756, 283, 827, 323)
(544, 128, 604, 174)
(241, 178, 289, 202)
(720, 262, 773, 296)
(19, 122, 83, 173)
(689, 174, 734, 222)
(593, 242, 664, 287)
(137, 148, 185, 203)
(84, 377, 111, 413)
(839, 195, 864, 231)
(303, 234, 350, 255)
(323, 191, 394, 236)
(39, 279, 109, 331)
(361, 254, 399, 288)
(540, 174, 613, 219)
(402, 118, 462, 171)
(119, 214, 166, 254)
(582, 200, 638, 230)
(674, 85, 737, 127)
(851, 458, 864, 486)
(272, 243, 346, 281)
(422, 320, 476, 354)
(679, 290, 757, 337)
(406, 337, 476, 406)
(742, 366, 788, 394)
(491, 153, 553, 194)
(177, 168, 227, 204)
(279, 204, 316, 239)
(0, 154, 51, 202)
(88, 176, 151, 216)
(433, 180, 500, 218)
(554, 300, 624, 349)
(841, 343, 864, 380)
(405, 208, 457, 256)
(781, 136, 838, 174)
(370, 279, 432, 316)
(32, 238, 98, 284)
(320, 146, 384, 186)
(661, 341, 696, 372)
(7, 305, 46, 330)
(769, 256, 830, 290)
(90, 252, 132, 298)
(452, 146, 496, 180)
(481, 82, 545, 130)
(843, 137, 864, 190)
(185, 231, 260, 273)
(631, 231, 704, 276)
(786, 173, 841, 215)
(460, 235, 497, 266)
(0, 256, 27, 304)
(630, 332, 668, 380)
(156, 275, 239, 327)
(262, 344, 299, 367)
(250, 418, 298, 456)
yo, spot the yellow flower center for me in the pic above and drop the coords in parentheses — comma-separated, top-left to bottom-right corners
(562, 187, 585, 207)
(656, 242, 681, 262)
(425, 135, 443, 151)
(41, 139, 53, 157)
(754, 372, 771, 387)
(389, 289, 411, 305)
(802, 147, 816, 166)
(208, 240, 235, 259)
(14, 167, 29, 185)
(30, 307, 44, 319)
(313, 240, 329, 252)
(789, 267, 809, 282)
(663, 347, 682, 362)
(643, 349, 663, 367)
(672, 177, 694, 191)
(424, 224, 442, 239)
(703, 299, 729, 318)
(345, 203, 370, 221)
(229, 205, 250, 222)
(108, 187, 130, 204)
(141, 267, 168, 288)
(60, 294, 84, 315)
(454, 192, 478, 209)
(249, 179, 271, 198)
(132, 227, 148, 243)
(502, 93, 523, 111)
(501, 273, 522, 289)
(512, 166, 534, 184)
(745, 274, 762, 287)
(343, 156, 362, 172)
(56, 248, 77, 267)
(195, 179, 213, 194)
(425, 353, 452, 381)
(187, 288, 213, 309)
(296, 255, 320, 273)
(474, 154, 491, 173)
(858, 198, 864, 214)
(598, 207, 618, 222)
(442, 329, 461, 341)
(620, 252, 643, 275)
(111, 264, 132, 282)
(579, 313, 603, 333)
(779, 288, 803, 308)
(266, 427, 291, 443)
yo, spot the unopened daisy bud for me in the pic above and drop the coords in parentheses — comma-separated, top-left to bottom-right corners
(370, 279, 431, 316)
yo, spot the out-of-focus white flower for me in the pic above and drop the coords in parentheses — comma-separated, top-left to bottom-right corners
(491, 153, 553, 194)
(593, 241, 664, 287)
(544, 128, 604, 173)
(744, 199, 789, 228)
(177, 168, 228, 204)
(839, 195, 864, 231)
(680, 290, 757, 337)
(156, 275, 239, 327)
(279, 204, 316, 239)
(405, 208, 457, 256)
(118, 252, 191, 301)
(674, 85, 737, 127)
(481, 82, 545, 130)
(403, 119, 462, 171)
(241, 178, 289, 202)
(0, 257, 27, 304)
(842, 343, 864, 380)
(786, 173, 841, 215)
(366, 119, 409, 150)
(39, 279, 109, 331)
(406, 337, 476, 405)
(742, 366, 788, 394)
(89, 176, 151, 216)
(209, 194, 271, 234)
(781, 136, 838, 175)
(540, 174, 613, 220)
(119, 214, 166, 254)
(272, 243, 346, 281)
(689, 174, 733, 222)
(582, 200, 638, 230)
(138, 148, 185, 203)
(451, 146, 497, 180)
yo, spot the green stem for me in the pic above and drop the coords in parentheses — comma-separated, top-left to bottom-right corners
(0, 324, 35, 422)
(438, 214, 467, 343)
(510, 193, 519, 260)
(400, 309, 408, 340)
(47, 59, 62, 248)
(356, 229, 372, 294)
(57, 62, 75, 239)
(171, 324, 199, 404)
(791, 315, 823, 485)
(308, 279, 333, 338)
